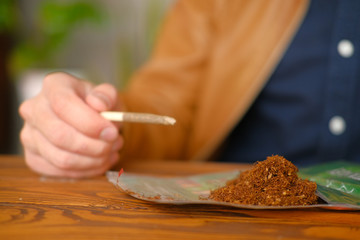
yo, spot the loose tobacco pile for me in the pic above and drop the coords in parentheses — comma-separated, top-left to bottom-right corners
(209, 155, 318, 206)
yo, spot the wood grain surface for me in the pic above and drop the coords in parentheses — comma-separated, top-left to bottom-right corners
(0, 155, 359, 240)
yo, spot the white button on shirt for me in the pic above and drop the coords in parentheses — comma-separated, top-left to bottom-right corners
(329, 116, 346, 135)
(337, 39, 354, 58)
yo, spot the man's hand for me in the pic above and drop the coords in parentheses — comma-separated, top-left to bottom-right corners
(19, 72, 123, 178)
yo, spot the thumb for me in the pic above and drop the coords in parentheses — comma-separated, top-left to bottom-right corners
(86, 83, 118, 112)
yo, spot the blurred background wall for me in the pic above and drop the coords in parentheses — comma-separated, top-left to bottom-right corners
(0, 0, 175, 154)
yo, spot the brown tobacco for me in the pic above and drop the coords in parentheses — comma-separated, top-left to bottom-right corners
(209, 155, 318, 206)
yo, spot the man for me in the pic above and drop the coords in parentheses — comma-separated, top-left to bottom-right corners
(19, 0, 360, 178)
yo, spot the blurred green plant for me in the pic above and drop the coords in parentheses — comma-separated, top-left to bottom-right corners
(2, 0, 106, 78)
(0, 0, 17, 32)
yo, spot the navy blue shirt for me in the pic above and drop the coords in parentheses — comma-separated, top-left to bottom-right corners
(220, 0, 360, 166)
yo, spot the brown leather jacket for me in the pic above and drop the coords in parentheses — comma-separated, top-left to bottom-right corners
(120, 0, 310, 162)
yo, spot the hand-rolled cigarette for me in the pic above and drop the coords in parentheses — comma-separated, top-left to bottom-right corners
(100, 111, 176, 125)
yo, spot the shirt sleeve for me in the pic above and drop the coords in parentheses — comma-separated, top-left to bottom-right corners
(119, 0, 215, 162)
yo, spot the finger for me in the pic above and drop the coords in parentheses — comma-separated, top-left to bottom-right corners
(24, 150, 119, 178)
(27, 125, 120, 171)
(85, 83, 123, 129)
(21, 121, 122, 174)
(86, 83, 119, 112)
(21, 97, 123, 157)
(42, 72, 119, 142)
(20, 122, 40, 155)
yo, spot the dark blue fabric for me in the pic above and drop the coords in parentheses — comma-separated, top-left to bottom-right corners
(219, 0, 360, 166)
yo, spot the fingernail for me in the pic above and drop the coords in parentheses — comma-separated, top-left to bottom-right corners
(112, 138, 123, 152)
(91, 91, 111, 109)
(108, 152, 119, 168)
(100, 127, 118, 142)
(110, 152, 119, 164)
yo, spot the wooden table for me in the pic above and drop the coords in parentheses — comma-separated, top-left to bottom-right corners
(1, 155, 359, 239)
